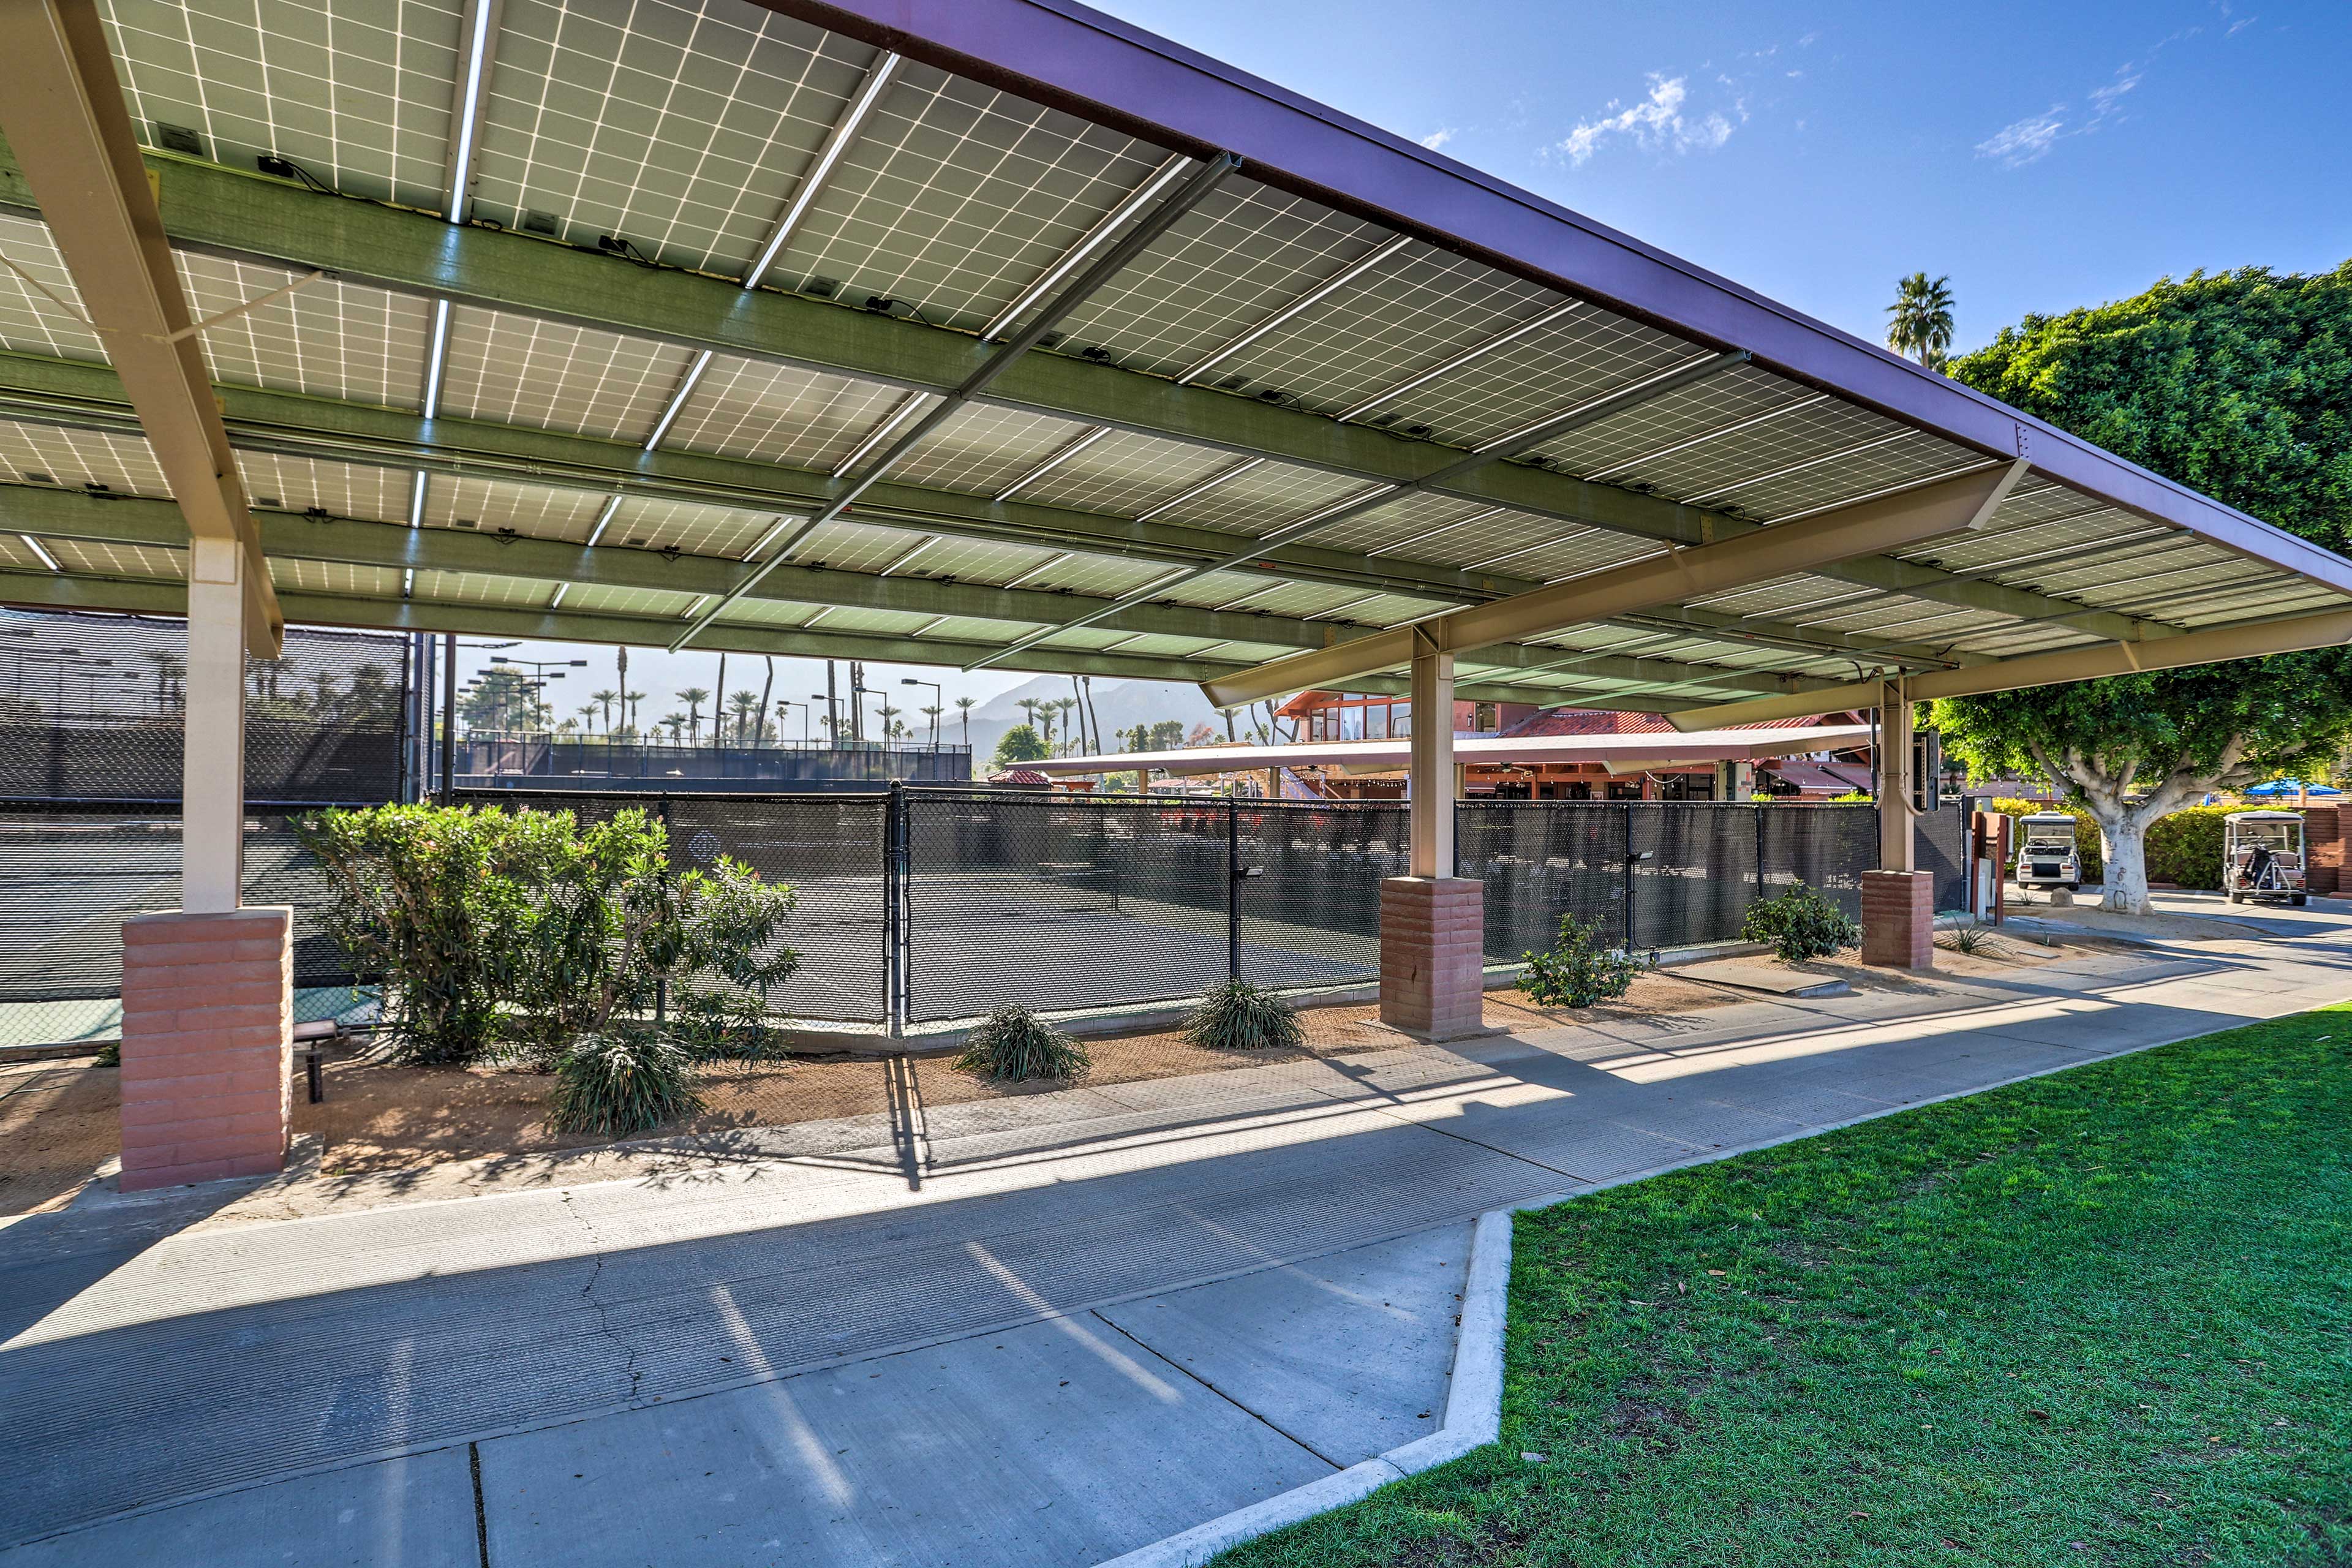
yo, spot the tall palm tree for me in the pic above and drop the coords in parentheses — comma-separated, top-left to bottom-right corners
(729, 690, 760, 747)
(679, 687, 710, 745)
(1886, 272, 1956, 369)
(954, 695, 975, 747)
(590, 688, 617, 733)
(755, 655, 775, 747)
(921, 704, 943, 746)
(1055, 697, 1079, 755)
(624, 690, 647, 738)
(663, 712, 687, 747)
(577, 701, 600, 734)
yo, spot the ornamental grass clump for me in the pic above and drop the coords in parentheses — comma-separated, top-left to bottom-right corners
(1184, 979, 1305, 1052)
(954, 1005, 1089, 1083)
(547, 1028, 703, 1136)
(1520, 911, 1644, 1009)
(1743, 881, 1863, 963)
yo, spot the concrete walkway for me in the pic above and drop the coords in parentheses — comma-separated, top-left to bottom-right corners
(5, 911, 2350, 1565)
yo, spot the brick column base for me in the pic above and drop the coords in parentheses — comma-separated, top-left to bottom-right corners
(118, 907, 293, 1191)
(1379, 876, 1487, 1041)
(1861, 870, 1934, 970)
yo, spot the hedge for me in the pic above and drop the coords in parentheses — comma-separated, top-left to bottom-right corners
(1988, 801, 2239, 891)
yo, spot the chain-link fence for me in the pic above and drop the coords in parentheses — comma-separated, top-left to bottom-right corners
(1, 784, 1910, 1048)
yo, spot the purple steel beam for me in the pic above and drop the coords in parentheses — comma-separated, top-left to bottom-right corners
(757, 0, 2352, 600)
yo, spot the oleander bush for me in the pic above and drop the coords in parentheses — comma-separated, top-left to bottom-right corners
(1185, 979, 1306, 1051)
(1521, 911, 1645, 1008)
(1743, 881, 1863, 963)
(301, 802, 799, 1069)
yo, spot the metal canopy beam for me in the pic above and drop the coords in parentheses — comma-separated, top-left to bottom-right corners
(2, 485, 1847, 699)
(0, 348, 1510, 605)
(966, 347, 1750, 671)
(1667, 606, 2352, 731)
(0, 564, 1585, 707)
(0, 148, 2187, 649)
(0, 2, 281, 655)
(1202, 462, 2028, 708)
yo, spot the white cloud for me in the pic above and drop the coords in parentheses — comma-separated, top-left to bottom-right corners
(2086, 67, 2141, 126)
(1977, 106, 2067, 165)
(1551, 74, 1739, 166)
(1419, 127, 1456, 151)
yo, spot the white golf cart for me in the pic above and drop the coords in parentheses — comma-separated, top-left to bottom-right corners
(2013, 812, 2082, 892)
(2223, 809, 2307, 907)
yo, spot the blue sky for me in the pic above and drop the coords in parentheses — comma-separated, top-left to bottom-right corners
(1095, 0, 2348, 355)
(470, 0, 2350, 733)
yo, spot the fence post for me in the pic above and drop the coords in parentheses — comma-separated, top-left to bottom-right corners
(886, 782, 905, 1038)
(1623, 801, 1637, 951)
(1226, 799, 1241, 982)
(1754, 802, 1766, 907)
(655, 795, 671, 1025)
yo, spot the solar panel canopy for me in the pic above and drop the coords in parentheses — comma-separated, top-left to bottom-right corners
(0, 0, 2345, 717)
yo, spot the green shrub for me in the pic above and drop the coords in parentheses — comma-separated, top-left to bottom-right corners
(1744, 882, 1863, 963)
(1185, 979, 1306, 1051)
(303, 803, 799, 1068)
(1520, 912, 1645, 1008)
(546, 1028, 703, 1136)
(301, 804, 564, 1065)
(955, 1005, 1089, 1082)
(2146, 806, 2232, 891)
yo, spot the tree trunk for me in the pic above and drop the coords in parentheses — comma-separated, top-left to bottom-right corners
(2098, 812, 2151, 914)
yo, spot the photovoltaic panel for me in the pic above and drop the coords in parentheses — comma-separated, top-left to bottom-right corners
(888, 402, 1090, 497)
(438, 305, 698, 442)
(470, 0, 873, 275)
(268, 557, 402, 600)
(1006, 428, 1234, 519)
(1383, 307, 1699, 454)
(1542, 363, 1818, 480)
(176, 253, 433, 408)
(769, 58, 1167, 336)
(1726, 436, 1983, 521)
(663, 354, 914, 472)
(0, 216, 104, 361)
(1049, 179, 1389, 378)
(100, 0, 464, 211)
(425, 473, 611, 543)
(238, 454, 410, 522)
(45, 537, 186, 580)
(0, 423, 170, 497)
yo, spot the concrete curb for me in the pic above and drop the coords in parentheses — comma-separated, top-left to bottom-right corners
(1094, 1206, 1513, 1568)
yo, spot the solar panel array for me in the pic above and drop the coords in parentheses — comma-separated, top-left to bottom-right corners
(0, 0, 2335, 711)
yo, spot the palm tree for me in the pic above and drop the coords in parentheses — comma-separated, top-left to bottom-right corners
(921, 704, 943, 746)
(663, 712, 688, 747)
(954, 695, 976, 747)
(678, 687, 709, 745)
(590, 688, 617, 733)
(624, 690, 647, 738)
(1886, 272, 1956, 369)
(576, 701, 600, 735)
(729, 690, 760, 747)
(755, 655, 775, 747)
(1054, 697, 1079, 755)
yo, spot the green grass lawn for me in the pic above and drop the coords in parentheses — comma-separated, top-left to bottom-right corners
(1221, 1005, 2352, 1566)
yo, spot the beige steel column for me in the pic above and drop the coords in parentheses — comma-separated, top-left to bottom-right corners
(183, 536, 248, 911)
(1407, 632, 1454, 877)
(1877, 676, 1913, 872)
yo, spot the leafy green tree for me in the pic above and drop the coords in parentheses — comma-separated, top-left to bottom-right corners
(1887, 271, 1956, 368)
(1148, 719, 1188, 749)
(1935, 262, 2352, 912)
(992, 723, 1048, 767)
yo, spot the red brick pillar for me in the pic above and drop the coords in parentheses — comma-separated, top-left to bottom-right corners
(2304, 805, 2340, 897)
(1380, 876, 1487, 1041)
(118, 907, 293, 1191)
(1861, 869, 1934, 970)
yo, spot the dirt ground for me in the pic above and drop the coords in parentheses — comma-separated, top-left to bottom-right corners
(0, 936, 2114, 1222)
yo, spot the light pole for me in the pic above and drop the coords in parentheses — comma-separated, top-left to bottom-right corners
(775, 698, 812, 745)
(901, 677, 943, 748)
(812, 692, 840, 744)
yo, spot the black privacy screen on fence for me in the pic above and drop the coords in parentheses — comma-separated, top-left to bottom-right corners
(0, 609, 410, 804)
(0, 785, 1905, 1046)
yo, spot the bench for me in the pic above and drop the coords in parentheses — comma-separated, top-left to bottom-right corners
(293, 1019, 342, 1104)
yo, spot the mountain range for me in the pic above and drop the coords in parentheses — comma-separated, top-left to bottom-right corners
(956, 676, 1224, 767)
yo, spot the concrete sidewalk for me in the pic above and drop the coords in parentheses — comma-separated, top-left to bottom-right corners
(5, 919, 2350, 1565)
